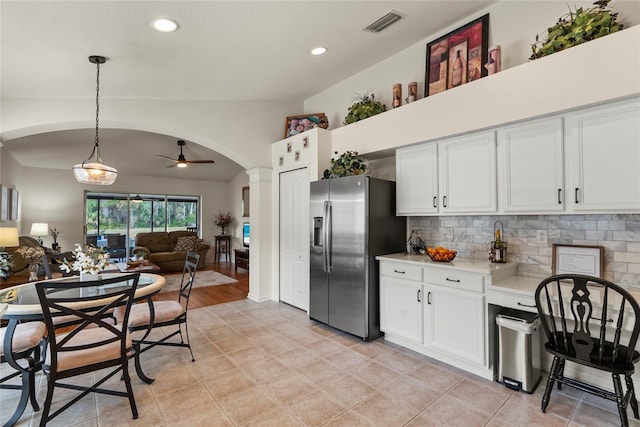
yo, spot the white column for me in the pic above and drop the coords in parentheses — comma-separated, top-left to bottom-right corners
(246, 167, 272, 302)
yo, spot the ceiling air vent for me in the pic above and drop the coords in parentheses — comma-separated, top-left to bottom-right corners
(364, 10, 403, 33)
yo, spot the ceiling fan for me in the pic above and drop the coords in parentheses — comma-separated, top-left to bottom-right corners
(158, 140, 215, 168)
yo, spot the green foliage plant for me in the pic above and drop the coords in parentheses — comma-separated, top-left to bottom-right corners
(529, 0, 623, 60)
(343, 92, 387, 125)
(323, 151, 370, 178)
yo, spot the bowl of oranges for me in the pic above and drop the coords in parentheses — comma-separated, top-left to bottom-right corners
(427, 246, 457, 262)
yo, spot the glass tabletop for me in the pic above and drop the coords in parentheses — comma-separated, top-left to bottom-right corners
(0, 273, 162, 314)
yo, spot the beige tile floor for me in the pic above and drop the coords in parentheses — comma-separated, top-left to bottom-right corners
(1, 299, 637, 426)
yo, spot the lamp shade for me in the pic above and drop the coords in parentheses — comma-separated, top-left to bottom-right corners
(73, 162, 118, 185)
(0, 227, 19, 247)
(30, 223, 49, 237)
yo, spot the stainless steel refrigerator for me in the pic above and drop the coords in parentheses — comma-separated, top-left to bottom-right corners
(309, 175, 406, 341)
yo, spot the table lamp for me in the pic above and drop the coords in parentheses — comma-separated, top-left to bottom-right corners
(30, 222, 49, 245)
(0, 226, 19, 252)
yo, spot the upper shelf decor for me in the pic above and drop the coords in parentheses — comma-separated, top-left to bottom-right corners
(343, 92, 387, 125)
(323, 151, 369, 179)
(425, 14, 489, 97)
(284, 113, 328, 138)
(529, 0, 622, 60)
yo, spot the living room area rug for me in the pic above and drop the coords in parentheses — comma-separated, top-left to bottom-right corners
(159, 270, 238, 293)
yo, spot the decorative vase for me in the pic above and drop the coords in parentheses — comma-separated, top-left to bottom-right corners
(220, 226, 226, 235)
(28, 263, 39, 281)
(80, 271, 98, 281)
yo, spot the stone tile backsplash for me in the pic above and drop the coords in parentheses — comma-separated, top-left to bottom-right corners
(408, 214, 640, 288)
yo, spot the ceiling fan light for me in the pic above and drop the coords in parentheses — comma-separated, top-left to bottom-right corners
(73, 162, 118, 185)
(176, 162, 188, 168)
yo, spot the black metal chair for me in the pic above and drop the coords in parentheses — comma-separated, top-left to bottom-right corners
(85, 235, 98, 247)
(535, 274, 640, 426)
(35, 274, 140, 426)
(115, 252, 200, 363)
(1, 321, 46, 427)
(106, 234, 126, 262)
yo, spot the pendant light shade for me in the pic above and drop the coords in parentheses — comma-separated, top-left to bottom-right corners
(73, 55, 117, 185)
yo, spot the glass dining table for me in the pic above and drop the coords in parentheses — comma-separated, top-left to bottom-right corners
(0, 272, 166, 425)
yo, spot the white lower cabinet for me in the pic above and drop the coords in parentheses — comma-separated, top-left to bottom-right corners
(424, 283, 485, 366)
(380, 262, 423, 344)
(379, 258, 492, 379)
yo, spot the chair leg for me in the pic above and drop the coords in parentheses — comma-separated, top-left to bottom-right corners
(121, 357, 138, 419)
(133, 343, 154, 384)
(38, 375, 55, 427)
(181, 323, 195, 362)
(625, 375, 639, 419)
(542, 356, 560, 413)
(613, 374, 629, 427)
(556, 359, 565, 390)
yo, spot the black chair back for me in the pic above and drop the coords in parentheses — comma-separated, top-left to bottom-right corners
(535, 274, 640, 369)
(41, 252, 76, 279)
(86, 235, 98, 247)
(36, 274, 140, 370)
(179, 252, 200, 309)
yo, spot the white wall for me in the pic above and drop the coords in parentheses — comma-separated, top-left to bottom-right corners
(304, 1, 640, 127)
(17, 166, 231, 262)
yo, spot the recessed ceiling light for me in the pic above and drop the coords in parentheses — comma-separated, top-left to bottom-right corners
(310, 47, 327, 56)
(152, 18, 179, 33)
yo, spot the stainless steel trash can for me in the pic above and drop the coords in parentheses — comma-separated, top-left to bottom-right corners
(496, 308, 541, 393)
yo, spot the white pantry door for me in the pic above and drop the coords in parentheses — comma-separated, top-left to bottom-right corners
(279, 168, 309, 311)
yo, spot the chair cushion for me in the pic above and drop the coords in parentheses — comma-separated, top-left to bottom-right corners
(0, 322, 46, 356)
(115, 300, 185, 327)
(174, 236, 199, 252)
(46, 326, 132, 372)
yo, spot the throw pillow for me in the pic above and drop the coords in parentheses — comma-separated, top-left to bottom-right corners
(174, 236, 199, 252)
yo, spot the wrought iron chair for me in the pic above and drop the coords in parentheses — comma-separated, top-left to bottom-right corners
(535, 274, 640, 426)
(1, 321, 46, 427)
(35, 273, 140, 426)
(115, 252, 200, 363)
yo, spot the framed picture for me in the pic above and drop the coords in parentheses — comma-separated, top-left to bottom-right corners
(284, 113, 328, 138)
(0, 185, 8, 221)
(241, 186, 250, 217)
(552, 244, 604, 278)
(9, 188, 18, 220)
(424, 14, 489, 97)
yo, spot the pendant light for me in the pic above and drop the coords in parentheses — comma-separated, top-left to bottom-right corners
(73, 55, 117, 185)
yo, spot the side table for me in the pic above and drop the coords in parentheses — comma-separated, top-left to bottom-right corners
(214, 235, 231, 263)
(234, 249, 249, 272)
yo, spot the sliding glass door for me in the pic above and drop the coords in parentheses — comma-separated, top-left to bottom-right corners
(85, 192, 199, 259)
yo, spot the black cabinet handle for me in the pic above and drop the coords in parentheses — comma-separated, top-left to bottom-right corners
(433, 196, 437, 208)
(393, 269, 405, 274)
(446, 278, 460, 283)
(443, 196, 447, 208)
(575, 187, 579, 204)
(557, 188, 562, 204)
(517, 302, 536, 308)
(427, 291, 432, 305)
(417, 289, 421, 302)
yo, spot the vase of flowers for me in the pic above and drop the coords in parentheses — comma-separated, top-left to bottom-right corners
(60, 244, 110, 280)
(215, 211, 232, 235)
(0, 254, 14, 280)
(49, 227, 60, 251)
(15, 246, 45, 281)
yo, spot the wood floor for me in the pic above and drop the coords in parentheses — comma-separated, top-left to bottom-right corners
(152, 261, 249, 309)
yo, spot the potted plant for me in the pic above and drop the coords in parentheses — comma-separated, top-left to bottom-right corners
(214, 211, 232, 235)
(343, 92, 387, 125)
(61, 244, 109, 280)
(323, 151, 370, 179)
(529, 0, 623, 60)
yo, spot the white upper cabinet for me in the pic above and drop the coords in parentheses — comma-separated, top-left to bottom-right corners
(396, 144, 439, 215)
(566, 98, 640, 212)
(497, 117, 565, 213)
(438, 131, 497, 214)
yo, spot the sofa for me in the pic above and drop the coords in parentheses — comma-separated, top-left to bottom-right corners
(5, 236, 54, 280)
(133, 231, 209, 273)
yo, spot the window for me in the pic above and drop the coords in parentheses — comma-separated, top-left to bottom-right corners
(85, 192, 200, 257)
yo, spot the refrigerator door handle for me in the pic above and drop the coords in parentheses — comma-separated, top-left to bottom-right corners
(326, 201, 333, 272)
(322, 201, 329, 272)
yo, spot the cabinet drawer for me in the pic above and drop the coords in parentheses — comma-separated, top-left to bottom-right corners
(380, 262, 423, 282)
(424, 267, 484, 293)
(486, 290, 537, 313)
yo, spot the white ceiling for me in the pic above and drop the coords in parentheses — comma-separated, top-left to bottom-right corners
(1, 0, 497, 181)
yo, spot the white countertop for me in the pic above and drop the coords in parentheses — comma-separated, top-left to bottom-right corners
(376, 253, 518, 278)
